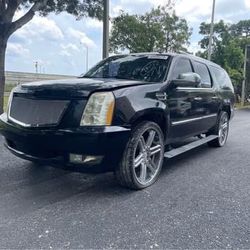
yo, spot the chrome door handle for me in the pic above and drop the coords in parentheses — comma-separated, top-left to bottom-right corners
(156, 92, 167, 101)
(212, 96, 219, 100)
(194, 97, 202, 101)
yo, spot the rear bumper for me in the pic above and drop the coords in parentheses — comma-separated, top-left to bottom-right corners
(0, 113, 131, 172)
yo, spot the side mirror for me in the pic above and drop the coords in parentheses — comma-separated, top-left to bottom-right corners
(171, 72, 201, 88)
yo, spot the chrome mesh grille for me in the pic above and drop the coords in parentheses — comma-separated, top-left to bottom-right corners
(9, 96, 70, 127)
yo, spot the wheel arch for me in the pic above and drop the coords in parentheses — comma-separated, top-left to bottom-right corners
(221, 104, 231, 119)
(130, 108, 169, 141)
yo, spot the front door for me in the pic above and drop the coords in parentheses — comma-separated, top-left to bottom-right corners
(167, 57, 205, 140)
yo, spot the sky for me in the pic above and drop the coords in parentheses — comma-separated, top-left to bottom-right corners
(5, 0, 250, 76)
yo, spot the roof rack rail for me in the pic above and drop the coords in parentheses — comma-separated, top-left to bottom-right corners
(179, 50, 193, 55)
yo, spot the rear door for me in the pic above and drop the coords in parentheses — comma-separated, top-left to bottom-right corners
(192, 60, 220, 131)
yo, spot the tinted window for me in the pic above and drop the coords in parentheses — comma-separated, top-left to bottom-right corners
(84, 55, 169, 83)
(210, 67, 233, 90)
(171, 58, 193, 79)
(193, 61, 212, 88)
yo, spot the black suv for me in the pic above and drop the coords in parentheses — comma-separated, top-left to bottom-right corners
(0, 53, 235, 189)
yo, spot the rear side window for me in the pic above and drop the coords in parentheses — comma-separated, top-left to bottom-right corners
(171, 58, 193, 79)
(193, 61, 212, 88)
(210, 67, 233, 91)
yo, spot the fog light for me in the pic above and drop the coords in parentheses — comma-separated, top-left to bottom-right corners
(69, 154, 103, 165)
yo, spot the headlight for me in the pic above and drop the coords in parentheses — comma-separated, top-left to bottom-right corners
(80, 92, 115, 126)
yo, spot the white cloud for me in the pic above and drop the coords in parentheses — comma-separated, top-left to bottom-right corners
(111, 0, 175, 16)
(111, 0, 250, 24)
(110, 0, 210, 24)
(59, 50, 72, 57)
(15, 14, 64, 42)
(84, 18, 103, 29)
(149, 0, 171, 6)
(67, 28, 96, 48)
(59, 43, 80, 57)
(246, 0, 250, 8)
(111, 0, 149, 16)
(7, 43, 30, 57)
(112, 4, 124, 16)
(188, 42, 201, 54)
(61, 43, 79, 52)
(175, 0, 212, 23)
(176, 0, 250, 24)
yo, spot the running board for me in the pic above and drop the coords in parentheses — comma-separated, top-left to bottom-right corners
(164, 135, 218, 159)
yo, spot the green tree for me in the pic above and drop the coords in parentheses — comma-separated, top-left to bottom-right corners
(110, 12, 162, 53)
(198, 20, 231, 50)
(231, 20, 250, 38)
(197, 20, 247, 95)
(0, 0, 103, 114)
(110, 6, 191, 53)
(230, 21, 250, 98)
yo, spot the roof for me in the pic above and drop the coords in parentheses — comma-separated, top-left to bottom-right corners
(127, 52, 222, 69)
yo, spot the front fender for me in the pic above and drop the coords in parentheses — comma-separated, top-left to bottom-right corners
(112, 84, 170, 132)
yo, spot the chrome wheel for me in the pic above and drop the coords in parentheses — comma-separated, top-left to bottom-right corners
(133, 128, 164, 185)
(218, 113, 229, 146)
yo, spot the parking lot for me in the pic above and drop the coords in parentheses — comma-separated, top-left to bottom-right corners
(0, 109, 249, 249)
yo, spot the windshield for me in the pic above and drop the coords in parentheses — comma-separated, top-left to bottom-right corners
(83, 55, 169, 83)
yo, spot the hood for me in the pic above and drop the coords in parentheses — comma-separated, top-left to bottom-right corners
(19, 77, 150, 98)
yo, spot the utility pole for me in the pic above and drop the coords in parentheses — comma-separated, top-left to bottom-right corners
(241, 45, 248, 106)
(34, 61, 38, 74)
(103, 0, 109, 59)
(208, 0, 216, 61)
(85, 44, 89, 72)
(81, 42, 89, 72)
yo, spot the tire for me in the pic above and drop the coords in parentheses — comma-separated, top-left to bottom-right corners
(115, 121, 165, 190)
(207, 111, 229, 147)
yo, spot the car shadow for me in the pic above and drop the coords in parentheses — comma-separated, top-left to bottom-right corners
(0, 142, 225, 225)
(161, 144, 210, 176)
(25, 161, 134, 199)
(23, 144, 211, 199)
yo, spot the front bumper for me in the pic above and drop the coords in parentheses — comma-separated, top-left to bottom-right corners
(0, 113, 131, 172)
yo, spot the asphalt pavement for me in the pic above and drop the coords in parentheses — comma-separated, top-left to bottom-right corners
(0, 109, 249, 249)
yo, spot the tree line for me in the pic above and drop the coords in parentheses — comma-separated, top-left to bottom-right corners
(197, 20, 250, 99)
(110, 7, 250, 99)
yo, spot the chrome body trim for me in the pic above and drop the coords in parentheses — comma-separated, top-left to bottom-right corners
(172, 114, 217, 126)
(8, 116, 32, 128)
(176, 87, 214, 91)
